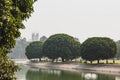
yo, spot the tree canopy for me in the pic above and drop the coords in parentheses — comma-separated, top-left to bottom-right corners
(43, 34, 81, 62)
(0, 0, 36, 79)
(116, 40, 120, 58)
(80, 37, 117, 63)
(25, 41, 43, 60)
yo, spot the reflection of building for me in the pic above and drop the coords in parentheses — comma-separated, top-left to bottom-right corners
(32, 33, 39, 41)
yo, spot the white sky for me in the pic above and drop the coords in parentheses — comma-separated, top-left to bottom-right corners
(21, 0, 120, 42)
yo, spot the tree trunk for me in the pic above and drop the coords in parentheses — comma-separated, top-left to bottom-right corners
(90, 61, 92, 64)
(52, 59, 55, 62)
(39, 58, 41, 62)
(113, 59, 115, 64)
(97, 60, 99, 64)
(62, 58, 64, 62)
(80, 59, 82, 63)
(66, 59, 69, 62)
(84, 60, 87, 64)
(106, 59, 108, 64)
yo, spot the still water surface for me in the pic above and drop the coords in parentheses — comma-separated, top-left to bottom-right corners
(16, 65, 120, 80)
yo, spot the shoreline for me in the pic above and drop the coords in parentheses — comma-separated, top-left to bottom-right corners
(25, 62, 120, 76)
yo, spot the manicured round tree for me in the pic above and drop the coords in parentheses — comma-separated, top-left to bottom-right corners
(80, 37, 117, 63)
(42, 34, 81, 62)
(25, 41, 43, 61)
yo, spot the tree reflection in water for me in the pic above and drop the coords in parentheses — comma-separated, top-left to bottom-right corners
(25, 68, 116, 80)
(26, 69, 82, 80)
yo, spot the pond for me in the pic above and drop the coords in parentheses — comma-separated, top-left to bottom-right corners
(15, 64, 120, 80)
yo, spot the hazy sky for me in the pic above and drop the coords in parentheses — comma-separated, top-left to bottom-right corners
(21, 0, 120, 42)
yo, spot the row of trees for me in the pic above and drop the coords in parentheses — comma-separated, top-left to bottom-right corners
(25, 34, 81, 62)
(25, 33, 117, 63)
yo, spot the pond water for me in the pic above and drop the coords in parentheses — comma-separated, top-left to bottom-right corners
(16, 64, 120, 80)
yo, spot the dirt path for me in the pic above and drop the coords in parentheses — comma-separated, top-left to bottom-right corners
(25, 62, 120, 75)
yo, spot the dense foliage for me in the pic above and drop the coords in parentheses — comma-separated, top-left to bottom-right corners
(25, 41, 43, 60)
(116, 40, 120, 58)
(0, 0, 36, 79)
(43, 34, 81, 62)
(80, 37, 117, 63)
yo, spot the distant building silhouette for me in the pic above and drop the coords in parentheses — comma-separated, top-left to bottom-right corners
(40, 36, 47, 42)
(32, 33, 35, 41)
(32, 33, 39, 41)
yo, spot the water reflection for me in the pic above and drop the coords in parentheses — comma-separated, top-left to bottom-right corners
(83, 73, 97, 80)
(15, 65, 29, 80)
(16, 65, 120, 80)
(26, 68, 83, 80)
(25, 68, 116, 80)
(97, 74, 115, 80)
(116, 77, 120, 80)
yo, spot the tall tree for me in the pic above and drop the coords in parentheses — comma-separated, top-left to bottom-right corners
(80, 37, 117, 64)
(0, 0, 36, 79)
(25, 41, 43, 61)
(43, 34, 81, 62)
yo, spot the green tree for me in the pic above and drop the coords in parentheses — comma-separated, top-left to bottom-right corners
(80, 37, 117, 64)
(0, 0, 36, 79)
(43, 34, 81, 62)
(116, 40, 120, 58)
(25, 41, 43, 61)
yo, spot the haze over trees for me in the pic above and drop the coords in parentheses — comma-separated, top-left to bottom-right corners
(0, 0, 36, 79)
(8, 38, 29, 59)
(8, 35, 47, 59)
(80, 37, 117, 63)
(42, 34, 81, 62)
